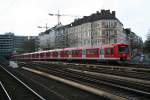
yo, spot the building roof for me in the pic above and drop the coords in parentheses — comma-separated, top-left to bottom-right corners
(68, 9, 117, 27)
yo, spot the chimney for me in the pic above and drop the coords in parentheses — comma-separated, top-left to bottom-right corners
(112, 11, 115, 17)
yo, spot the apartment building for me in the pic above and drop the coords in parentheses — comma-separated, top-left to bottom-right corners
(67, 10, 125, 47)
(0, 33, 28, 56)
(14, 36, 28, 53)
(38, 24, 66, 50)
(0, 33, 14, 56)
(55, 25, 66, 49)
(124, 28, 143, 56)
(38, 10, 142, 50)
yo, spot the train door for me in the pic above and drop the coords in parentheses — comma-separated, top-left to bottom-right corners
(68, 50, 72, 59)
(100, 48, 105, 60)
(82, 49, 86, 59)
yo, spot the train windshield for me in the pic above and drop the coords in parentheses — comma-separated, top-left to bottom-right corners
(118, 45, 129, 53)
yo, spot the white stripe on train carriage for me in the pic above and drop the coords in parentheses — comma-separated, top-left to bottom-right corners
(57, 57, 120, 60)
(26, 57, 120, 60)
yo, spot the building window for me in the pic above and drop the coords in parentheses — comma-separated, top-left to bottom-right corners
(114, 39, 117, 43)
(114, 22, 117, 27)
(102, 22, 105, 27)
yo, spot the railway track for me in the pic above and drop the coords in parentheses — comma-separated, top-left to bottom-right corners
(18, 62, 150, 99)
(33, 61, 150, 80)
(0, 64, 45, 100)
(33, 61, 150, 69)
(6, 62, 107, 100)
(11, 62, 109, 100)
(0, 81, 11, 100)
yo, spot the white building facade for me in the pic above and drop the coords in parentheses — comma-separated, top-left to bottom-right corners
(67, 10, 126, 48)
(38, 24, 66, 50)
(38, 28, 55, 50)
(67, 23, 92, 47)
(38, 10, 141, 50)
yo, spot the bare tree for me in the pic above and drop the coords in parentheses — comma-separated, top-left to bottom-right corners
(143, 30, 150, 53)
(147, 29, 150, 40)
(19, 39, 38, 53)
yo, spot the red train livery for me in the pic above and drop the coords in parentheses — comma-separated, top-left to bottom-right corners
(12, 43, 130, 62)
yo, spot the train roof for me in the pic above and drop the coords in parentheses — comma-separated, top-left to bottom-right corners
(63, 43, 128, 50)
(13, 43, 128, 56)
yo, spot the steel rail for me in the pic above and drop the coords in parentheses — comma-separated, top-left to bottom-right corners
(20, 62, 150, 98)
(24, 62, 150, 97)
(22, 66, 128, 100)
(0, 65, 46, 100)
(67, 68, 150, 96)
(0, 81, 12, 100)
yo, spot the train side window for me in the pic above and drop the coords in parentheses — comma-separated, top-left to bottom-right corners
(72, 50, 82, 55)
(32, 54, 35, 58)
(94, 49, 99, 54)
(87, 49, 99, 54)
(68, 50, 71, 55)
(40, 53, 44, 57)
(79, 50, 82, 55)
(46, 52, 50, 57)
(36, 54, 39, 57)
(86, 49, 89, 54)
(64, 51, 69, 55)
(72, 50, 75, 55)
(105, 48, 113, 55)
(53, 52, 58, 56)
(60, 51, 63, 55)
(118, 46, 129, 53)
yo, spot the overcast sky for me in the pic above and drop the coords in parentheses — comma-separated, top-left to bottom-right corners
(0, 0, 149, 41)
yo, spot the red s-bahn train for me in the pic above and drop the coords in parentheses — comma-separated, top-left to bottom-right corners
(12, 43, 130, 63)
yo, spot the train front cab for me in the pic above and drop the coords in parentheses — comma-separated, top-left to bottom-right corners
(117, 44, 130, 61)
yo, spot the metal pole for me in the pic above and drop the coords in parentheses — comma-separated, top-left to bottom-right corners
(46, 23, 48, 30)
(58, 10, 60, 25)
